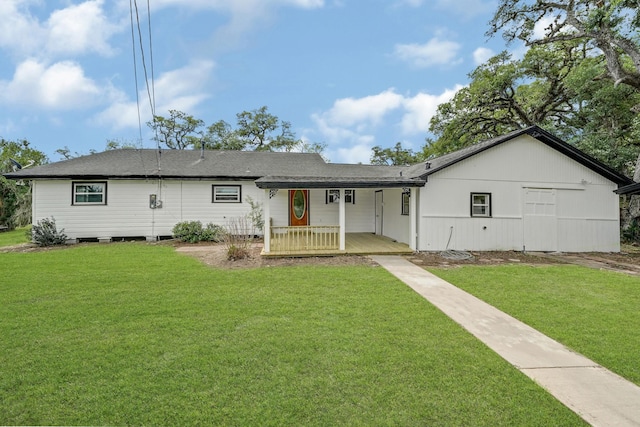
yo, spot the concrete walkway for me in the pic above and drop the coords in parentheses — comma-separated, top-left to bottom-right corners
(370, 255, 640, 427)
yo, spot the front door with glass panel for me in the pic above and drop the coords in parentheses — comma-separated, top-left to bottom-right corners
(289, 190, 309, 226)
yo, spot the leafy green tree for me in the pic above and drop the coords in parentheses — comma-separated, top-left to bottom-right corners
(155, 106, 312, 153)
(105, 138, 140, 151)
(148, 110, 205, 150)
(0, 139, 48, 228)
(370, 142, 420, 165)
(426, 43, 583, 157)
(234, 106, 301, 151)
(489, 0, 640, 181)
(203, 120, 245, 150)
(564, 56, 640, 176)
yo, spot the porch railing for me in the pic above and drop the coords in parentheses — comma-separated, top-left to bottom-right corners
(270, 225, 340, 252)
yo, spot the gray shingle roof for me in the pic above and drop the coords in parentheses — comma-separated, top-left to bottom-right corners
(3, 149, 328, 179)
(4, 148, 419, 187)
(4, 126, 631, 188)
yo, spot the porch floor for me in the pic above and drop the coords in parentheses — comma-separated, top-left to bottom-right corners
(262, 232, 413, 257)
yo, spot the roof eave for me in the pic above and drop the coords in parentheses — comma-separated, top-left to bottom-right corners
(615, 182, 640, 195)
(255, 179, 426, 189)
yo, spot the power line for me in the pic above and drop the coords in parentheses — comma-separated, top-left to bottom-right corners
(128, 0, 143, 143)
(132, 0, 156, 119)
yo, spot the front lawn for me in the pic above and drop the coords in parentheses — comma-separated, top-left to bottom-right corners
(0, 226, 29, 247)
(0, 244, 583, 426)
(431, 264, 640, 386)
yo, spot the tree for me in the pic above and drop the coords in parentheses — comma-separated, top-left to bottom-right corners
(489, 0, 640, 181)
(147, 110, 204, 150)
(234, 106, 300, 151)
(426, 43, 584, 157)
(56, 139, 138, 160)
(370, 142, 420, 165)
(564, 55, 640, 176)
(0, 139, 48, 228)
(105, 138, 140, 151)
(154, 106, 312, 153)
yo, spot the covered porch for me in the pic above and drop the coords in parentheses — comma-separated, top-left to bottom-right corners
(262, 231, 413, 257)
(256, 173, 426, 257)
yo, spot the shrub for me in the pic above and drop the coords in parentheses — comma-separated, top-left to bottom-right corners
(223, 216, 254, 260)
(202, 223, 225, 242)
(29, 217, 67, 247)
(226, 244, 250, 261)
(245, 196, 264, 233)
(622, 218, 640, 244)
(172, 221, 224, 243)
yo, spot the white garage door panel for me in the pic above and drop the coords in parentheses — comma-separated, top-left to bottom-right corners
(523, 188, 558, 252)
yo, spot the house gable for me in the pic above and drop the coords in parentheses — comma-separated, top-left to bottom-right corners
(408, 126, 631, 187)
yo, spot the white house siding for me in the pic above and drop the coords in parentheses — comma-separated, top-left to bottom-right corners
(417, 134, 620, 252)
(381, 188, 411, 245)
(31, 179, 264, 240)
(267, 188, 376, 232)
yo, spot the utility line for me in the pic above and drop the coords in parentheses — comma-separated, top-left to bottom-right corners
(128, 0, 143, 144)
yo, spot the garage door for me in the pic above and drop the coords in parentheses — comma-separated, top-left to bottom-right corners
(523, 188, 557, 252)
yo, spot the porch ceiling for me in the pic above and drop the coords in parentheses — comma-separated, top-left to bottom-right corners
(255, 175, 426, 189)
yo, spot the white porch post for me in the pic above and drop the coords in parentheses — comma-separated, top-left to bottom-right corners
(339, 188, 346, 251)
(263, 189, 271, 253)
(409, 187, 417, 251)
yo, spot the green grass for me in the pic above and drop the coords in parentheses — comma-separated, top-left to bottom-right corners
(0, 244, 583, 426)
(0, 226, 29, 247)
(430, 265, 640, 386)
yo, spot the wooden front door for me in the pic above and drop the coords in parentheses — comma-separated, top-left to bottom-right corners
(289, 190, 309, 226)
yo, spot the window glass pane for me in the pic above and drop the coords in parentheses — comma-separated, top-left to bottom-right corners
(473, 206, 486, 215)
(214, 186, 240, 202)
(74, 183, 105, 204)
(471, 193, 490, 217)
(401, 193, 410, 215)
(473, 195, 486, 205)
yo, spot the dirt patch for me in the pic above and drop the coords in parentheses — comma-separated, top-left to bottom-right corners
(174, 242, 377, 269)
(5, 239, 639, 275)
(174, 242, 640, 275)
(405, 250, 563, 269)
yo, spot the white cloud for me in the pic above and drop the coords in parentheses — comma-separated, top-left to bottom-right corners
(0, 59, 103, 110)
(0, 0, 124, 60)
(95, 60, 216, 129)
(400, 86, 462, 134)
(46, 0, 122, 57)
(330, 142, 375, 165)
(319, 89, 404, 128)
(533, 16, 556, 40)
(311, 86, 464, 163)
(0, 0, 46, 55)
(473, 47, 495, 65)
(394, 37, 462, 68)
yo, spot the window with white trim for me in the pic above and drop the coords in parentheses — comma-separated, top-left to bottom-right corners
(213, 185, 241, 203)
(73, 182, 106, 205)
(470, 193, 491, 217)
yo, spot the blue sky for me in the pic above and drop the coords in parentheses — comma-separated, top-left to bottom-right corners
(0, 0, 523, 164)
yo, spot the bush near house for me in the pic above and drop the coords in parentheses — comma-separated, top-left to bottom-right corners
(29, 217, 67, 247)
(172, 221, 224, 243)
